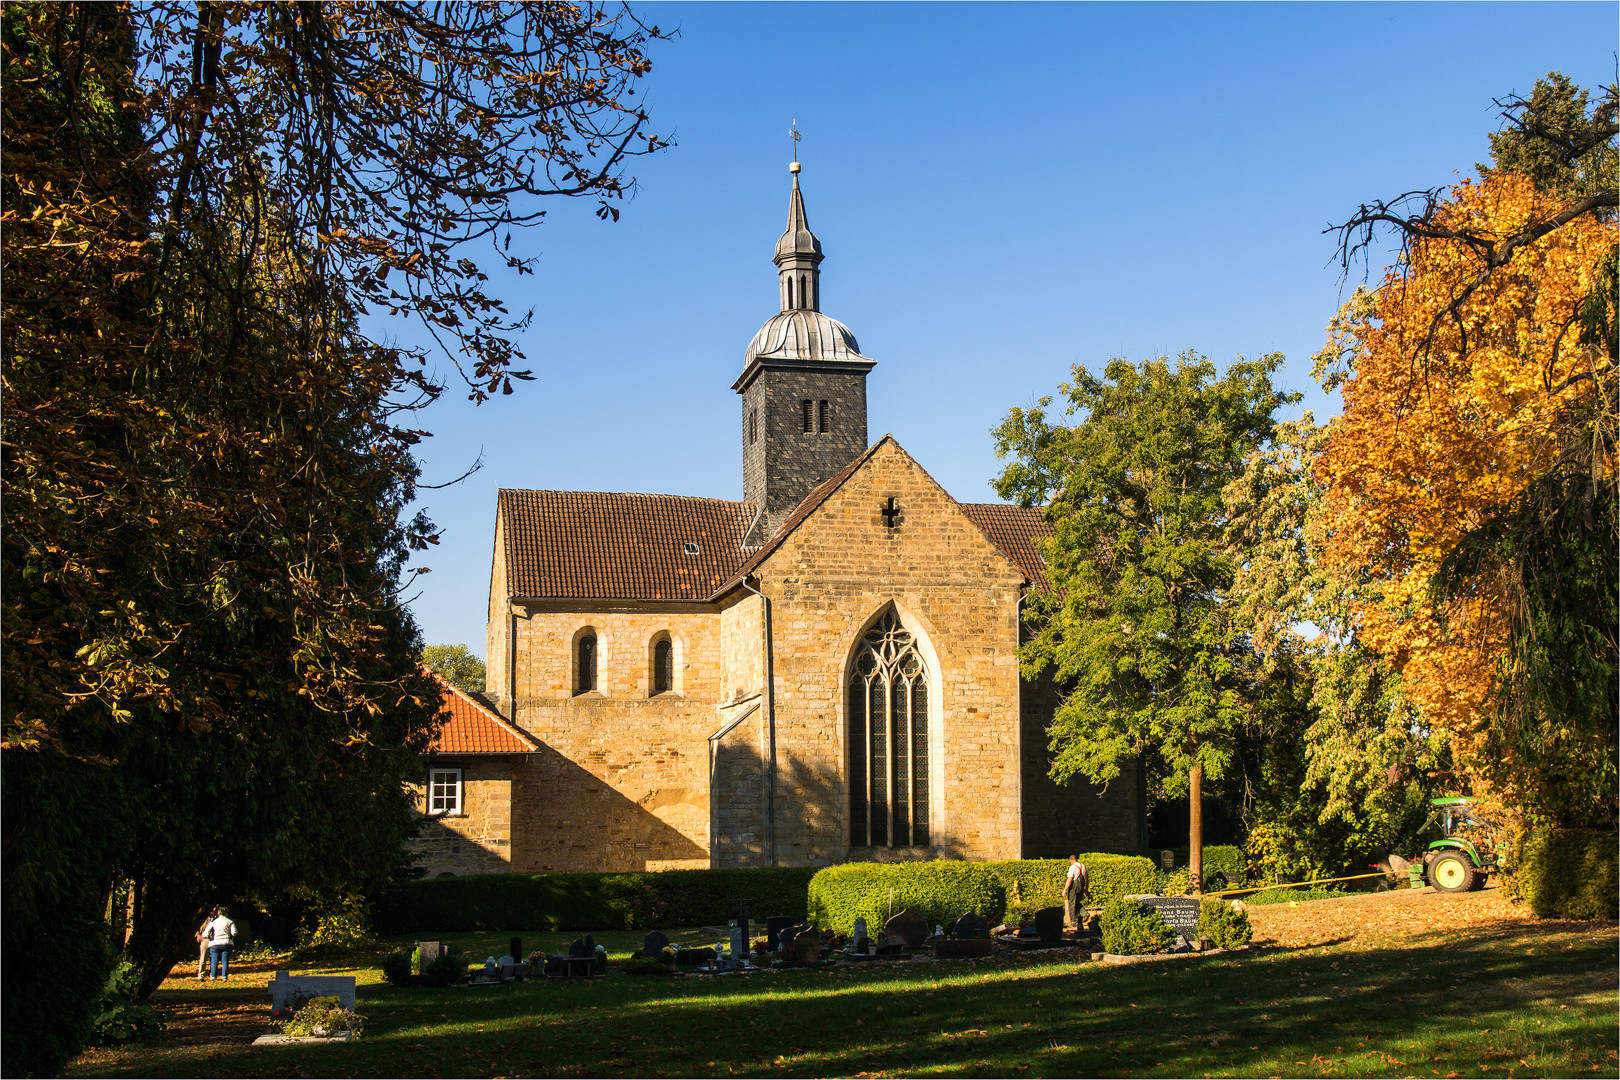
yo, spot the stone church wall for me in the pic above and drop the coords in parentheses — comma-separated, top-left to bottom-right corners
(1017, 670, 1145, 856)
(405, 758, 516, 877)
(502, 604, 722, 872)
(756, 441, 1028, 866)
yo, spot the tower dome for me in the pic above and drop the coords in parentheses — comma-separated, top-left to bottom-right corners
(744, 309, 868, 365)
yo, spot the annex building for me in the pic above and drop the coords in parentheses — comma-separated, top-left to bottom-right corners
(407, 164, 1144, 877)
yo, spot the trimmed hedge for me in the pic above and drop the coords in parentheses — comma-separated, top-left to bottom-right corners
(806, 854, 1159, 935)
(807, 861, 1004, 936)
(1113, 845, 1247, 876)
(373, 867, 816, 934)
(1515, 828, 1619, 921)
(985, 855, 1160, 911)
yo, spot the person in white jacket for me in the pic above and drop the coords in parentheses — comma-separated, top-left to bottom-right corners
(203, 907, 237, 981)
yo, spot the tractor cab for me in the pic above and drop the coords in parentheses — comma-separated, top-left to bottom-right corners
(1416, 796, 1501, 892)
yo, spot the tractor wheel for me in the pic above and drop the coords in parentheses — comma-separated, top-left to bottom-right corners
(1429, 850, 1475, 893)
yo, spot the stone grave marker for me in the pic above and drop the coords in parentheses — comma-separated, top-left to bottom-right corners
(766, 916, 797, 951)
(643, 930, 670, 957)
(1141, 896, 1201, 941)
(1033, 906, 1065, 943)
(729, 925, 746, 962)
(567, 937, 590, 958)
(952, 913, 989, 940)
(786, 928, 821, 963)
(268, 970, 356, 1012)
(417, 941, 442, 971)
(1160, 850, 1175, 871)
(510, 937, 523, 962)
(884, 907, 929, 947)
(852, 917, 869, 951)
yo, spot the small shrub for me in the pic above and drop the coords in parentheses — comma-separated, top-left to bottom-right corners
(380, 950, 412, 987)
(425, 945, 465, 983)
(1195, 898, 1252, 949)
(296, 893, 374, 953)
(275, 995, 363, 1038)
(1100, 898, 1174, 956)
(89, 959, 170, 1048)
(1514, 828, 1619, 920)
(1158, 868, 1192, 895)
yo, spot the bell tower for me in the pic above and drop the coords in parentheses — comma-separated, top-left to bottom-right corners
(735, 147, 875, 547)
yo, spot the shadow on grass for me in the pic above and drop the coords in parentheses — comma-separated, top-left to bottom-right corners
(70, 917, 1616, 1079)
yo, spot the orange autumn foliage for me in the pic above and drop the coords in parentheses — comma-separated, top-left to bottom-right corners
(1314, 172, 1617, 790)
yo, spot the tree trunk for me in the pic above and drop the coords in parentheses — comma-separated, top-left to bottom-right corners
(1188, 763, 1204, 895)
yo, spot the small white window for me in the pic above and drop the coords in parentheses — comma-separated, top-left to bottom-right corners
(428, 767, 463, 815)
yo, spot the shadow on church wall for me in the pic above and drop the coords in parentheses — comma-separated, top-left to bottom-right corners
(513, 742, 709, 873)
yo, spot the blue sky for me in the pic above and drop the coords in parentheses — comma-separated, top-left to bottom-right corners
(395, 2, 1616, 656)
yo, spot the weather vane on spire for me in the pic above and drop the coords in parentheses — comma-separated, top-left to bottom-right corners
(789, 121, 801, 173)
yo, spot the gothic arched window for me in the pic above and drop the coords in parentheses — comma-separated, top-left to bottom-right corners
(849, 610, 929, 848)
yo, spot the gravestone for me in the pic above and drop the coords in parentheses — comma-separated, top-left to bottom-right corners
(268, 971, 356, 1012)
(643, 930, 670, 957)
(1141, 896, 1201, 941)
(766, 916, 797, 951)
(852, 917, 869, 950)
(509, 937, 523, 962)
(567, 937, 590, 959)
(1161, 850, 1175, 871)
(952, 913, 990, 940)
(417, 941, 443, 971)
(874, 937, 906, 956)
(786, 928, 821, 963)
(729, 926, 746, 961)
(884, 908, 929, 947)
(1034, 906, 1065, 943)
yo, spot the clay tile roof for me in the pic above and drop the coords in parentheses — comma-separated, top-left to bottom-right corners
(957, 503, 1052, 588)
(427, 670, 536, 754)
(497, 490, 756, 601)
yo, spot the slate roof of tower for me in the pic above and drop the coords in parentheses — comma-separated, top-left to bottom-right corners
(496, 490, 755, 601)
(427, 670, 537, 754)
(958, 503, 1052, 589)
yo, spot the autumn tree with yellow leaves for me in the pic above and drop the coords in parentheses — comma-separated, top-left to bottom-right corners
(1316, 76, 1617, 830)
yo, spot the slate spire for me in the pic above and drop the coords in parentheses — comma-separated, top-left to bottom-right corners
(774, 159, 823, 312)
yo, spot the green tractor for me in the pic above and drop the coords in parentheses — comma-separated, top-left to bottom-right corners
(1388, 797, 1504, 892)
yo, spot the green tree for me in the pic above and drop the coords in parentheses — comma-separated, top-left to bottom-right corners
(993, 352, 1296, 889)
(423, 644, 488, 695)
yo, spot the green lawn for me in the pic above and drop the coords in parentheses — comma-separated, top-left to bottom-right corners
(67, 910, 1616, 1078)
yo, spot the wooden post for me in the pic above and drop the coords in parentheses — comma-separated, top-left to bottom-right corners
(1188, 763, 1204, 896)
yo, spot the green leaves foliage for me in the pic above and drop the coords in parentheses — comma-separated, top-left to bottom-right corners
(423, 644, 489, 695)
(992, 352, 1297, 792)
(1099, 898, 1175, 956)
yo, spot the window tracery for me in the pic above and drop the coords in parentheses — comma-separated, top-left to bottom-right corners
(849, 610, 929, 848)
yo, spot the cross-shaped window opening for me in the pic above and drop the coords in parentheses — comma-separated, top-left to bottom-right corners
(881, 497, 900, 528)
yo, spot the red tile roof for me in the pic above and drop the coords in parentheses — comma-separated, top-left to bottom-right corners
(494, 447, 1051, 603)
(958, 503, 1052, 588)
(427, 671, 536, 754)
(497, 490, 755, 601)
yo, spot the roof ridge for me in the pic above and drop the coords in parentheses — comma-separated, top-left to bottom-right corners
(498, 488, 754, 504)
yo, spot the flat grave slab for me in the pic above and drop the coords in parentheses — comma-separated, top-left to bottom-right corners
(252, 1033, 355, 1045)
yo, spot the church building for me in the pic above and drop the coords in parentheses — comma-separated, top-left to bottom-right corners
(407, 162, 1144, 876)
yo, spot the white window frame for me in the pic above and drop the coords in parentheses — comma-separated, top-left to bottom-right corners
(427, 767, 464, 816)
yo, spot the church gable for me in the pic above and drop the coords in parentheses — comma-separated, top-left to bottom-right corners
(740, 435, 1030, 590)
